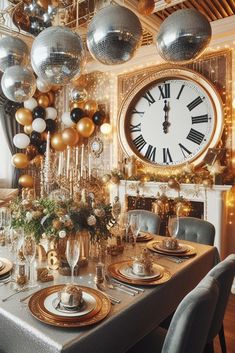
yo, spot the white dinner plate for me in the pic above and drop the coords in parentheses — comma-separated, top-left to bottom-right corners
(44, 291, 96, 317)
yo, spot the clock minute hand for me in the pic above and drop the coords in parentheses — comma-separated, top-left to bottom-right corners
(162, 100, 170, 134)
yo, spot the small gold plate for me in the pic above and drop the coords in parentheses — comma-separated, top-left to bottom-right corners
(108, 260, 171, 286)
(136, 232, 154, 242)
(0, 258, 13, 277)
(147, 241, 197, 257)
(29, 285, 111, 328)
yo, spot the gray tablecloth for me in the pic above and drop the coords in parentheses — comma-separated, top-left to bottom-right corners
(0, 238, 217, 353)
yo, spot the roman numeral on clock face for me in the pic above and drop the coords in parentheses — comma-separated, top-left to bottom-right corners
(158, 83, 170, 99)
(145, 144, 156, 162)
(163, 148, 173, 164)
(142, 90, 155, 105)
(132, 108, 145, 117)
(186, 128, 205, 145)
(179, 143, 192, 158)
(176, 85, 185, 100)
(133, 134, 147, 152)
(130, 123, 141, 132)
(187, 96, 203, 111)
(191, 115, 209, 124)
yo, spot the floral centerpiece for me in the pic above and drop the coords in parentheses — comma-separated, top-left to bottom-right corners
(10, 197, 114, 244)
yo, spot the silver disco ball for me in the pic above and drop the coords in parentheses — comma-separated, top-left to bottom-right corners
(87, 5, 142, 65)
(0, 36, 29, 72)
(1, 65, 36, 102)
(31, 26, 85, 85)
(156, 9, 212, 63)
(69, 87, 87, 102)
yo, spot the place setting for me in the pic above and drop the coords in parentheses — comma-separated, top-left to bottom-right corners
(107, 249, 172, 286)
(0, 257, 13, 282)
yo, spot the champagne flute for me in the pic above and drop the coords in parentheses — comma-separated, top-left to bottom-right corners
(22, 237, 36, 288)
(66, 239, 80, 284)
(168, 216, 179, 238)
(0, 208, 11, 244)
(119, 212, 130, 240)
(130, 214, 141, 247)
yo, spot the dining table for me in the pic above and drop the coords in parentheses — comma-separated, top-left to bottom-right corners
(0, 236, 218, 353)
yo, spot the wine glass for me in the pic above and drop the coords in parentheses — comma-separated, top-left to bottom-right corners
(119, 212, 130, 240)
(0, 208, 11, 244)
(66, 239, 80, 284)
(130, 214, 141, 247)
(168, 216, 179, 237)
(22, 237, 36, 288)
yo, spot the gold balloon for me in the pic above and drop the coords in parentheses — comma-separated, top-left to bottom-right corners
(38, 94, 50, 108)
(47, 91, 55, 106)
(62, 128, 79, 146)
(83, 100, 98, 117)
(70, 101, 85, 110)
(18, 174, 34, 188)
(12, 153, 29, 169)
(51, 133, 66, 151)
(76, 117, 95, 138)
(137, 0, 155, 15)
(24, 124, 33, 135)
(51, 84, 61, 92)
(25, 145, 38, 160)
(30, 155, 43, 168)
(15, 108, 33, 126)
(41, 131, 48, 141)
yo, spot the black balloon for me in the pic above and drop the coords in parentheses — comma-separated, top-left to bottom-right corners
(33, 106, 46, 120)
(70, 108, 85, 123)
(30, 131, 42, 146)
(46, 119, 57, 133)
(92, 111, 104, 126)
(38, 141, 47, 155)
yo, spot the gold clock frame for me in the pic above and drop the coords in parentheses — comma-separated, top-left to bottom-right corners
(117, 66, 224, 171)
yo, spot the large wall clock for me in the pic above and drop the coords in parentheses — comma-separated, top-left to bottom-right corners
(118, 67, 224, 170)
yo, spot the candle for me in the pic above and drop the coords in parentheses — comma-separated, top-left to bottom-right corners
(88, 153, 91, 178)
(66, 146, 70, 178)
(58, 152, 62, 176)
(75, 146, 79, 167)
(80, 144, 84, 178)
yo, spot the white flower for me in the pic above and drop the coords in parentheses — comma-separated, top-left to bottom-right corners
(94, 208, 105, 218)
(87, 215, 96, 226)
(59, 230, 67, 238)
(26, 212, 33, 222)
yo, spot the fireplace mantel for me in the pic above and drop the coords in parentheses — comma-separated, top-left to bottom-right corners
(111, 181, 232, 257)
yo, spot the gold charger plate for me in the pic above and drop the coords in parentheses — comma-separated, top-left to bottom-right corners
(29, 285, 111, 328)
(147, 241, 197, 257)
(0, 258, 13, 277)
(136, 232, 154, 242)
(108, 260, 171, 286)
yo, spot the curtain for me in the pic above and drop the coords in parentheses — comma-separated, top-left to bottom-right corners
(0, 78, 22, 188)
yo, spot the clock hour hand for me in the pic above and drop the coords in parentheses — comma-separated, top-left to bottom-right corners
(162, 100, 170, 134)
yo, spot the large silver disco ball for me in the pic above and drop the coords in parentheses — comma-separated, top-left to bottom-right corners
(87, 5, 142, 65)
(156, 9, 212, 63)
(0, 36, 29, 72)
(31, 26, 85, 85)
(1, 65, 36, 102)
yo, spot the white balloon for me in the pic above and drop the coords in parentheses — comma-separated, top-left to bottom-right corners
(32, 118, 46, 133)
(13, 133, 30, 149)
(24, 97, 38, 111)
(45, 107, 57, 120)
(36, 78, 52, 93)
(61, 111, 75, 127)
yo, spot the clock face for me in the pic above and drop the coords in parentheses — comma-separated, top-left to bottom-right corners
(118, 68, 224, 169)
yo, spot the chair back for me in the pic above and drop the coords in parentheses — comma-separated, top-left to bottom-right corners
(206, 254, 235, 342)
(162, 276, 219, 353)
(176, 217, 215, 245)
(128, 210, 161, 235)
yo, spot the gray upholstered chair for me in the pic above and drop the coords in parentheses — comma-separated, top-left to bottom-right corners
(128, 210, 161, 235)
(126, 276, 219, 353)
(204, 254, 235, 353)
(176, 217, 215, 245)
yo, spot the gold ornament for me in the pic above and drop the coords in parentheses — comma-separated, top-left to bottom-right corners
(76, 117, 95, 138)
(83, 100, 98, 117)
(174, 199, 191, 217)
(30, 155, 43, 167)
(137, 0, 155, 15)
(51, 133, 67, 151)
(24, 124, 33, 135)
(41, 131, 48, 141)
(38, 94, 50, 108)
(62, 127, 79, 146)
(168, 178, 180, 190)
(12, 153, 29, 169)
(207, 161, 226, 175)
(18, 174, 34, 188)
(15, 108, 33, 126)
(25, 145, 38, 160)
(70, 101, 85, 110)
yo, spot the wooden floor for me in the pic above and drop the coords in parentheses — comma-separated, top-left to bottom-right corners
(214, 294, 235, 353)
